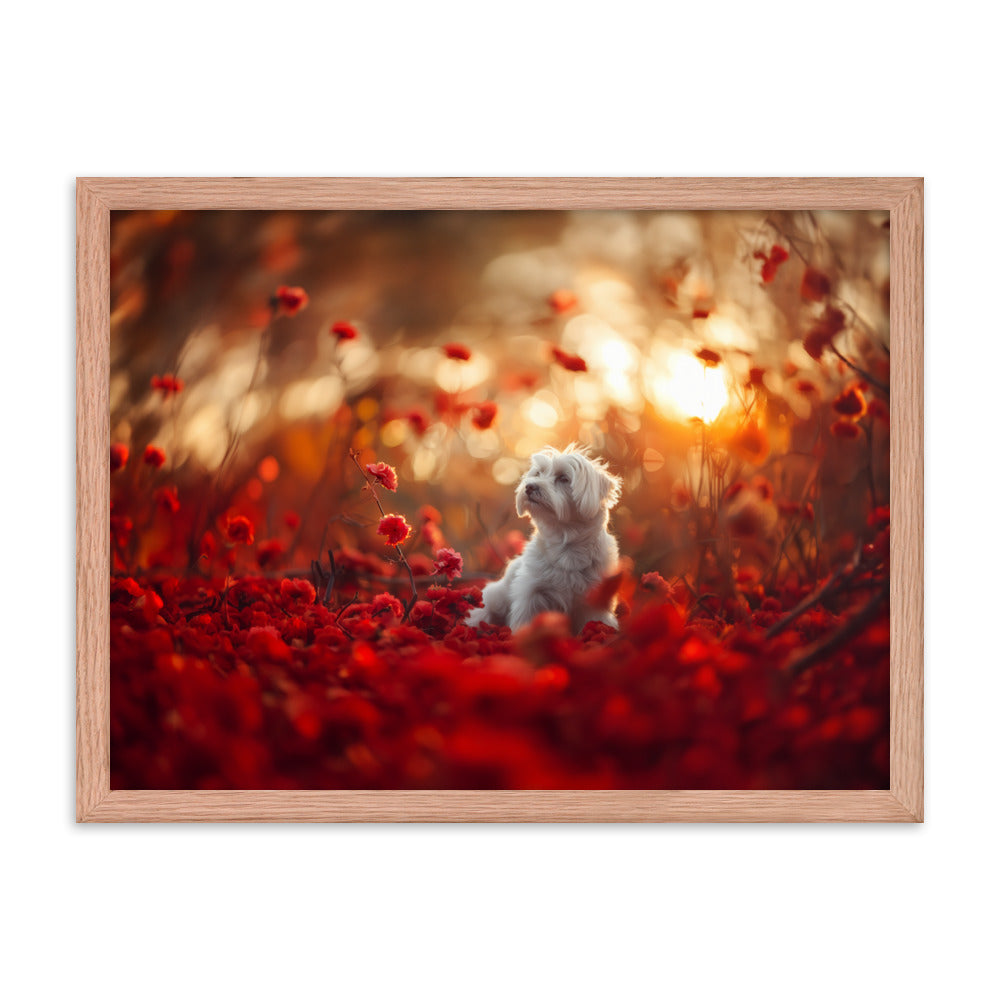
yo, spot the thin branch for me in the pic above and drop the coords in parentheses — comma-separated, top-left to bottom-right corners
(766, 561, 853, 639)
(830, 344, 889, 396)
(785, 582, 888, 676)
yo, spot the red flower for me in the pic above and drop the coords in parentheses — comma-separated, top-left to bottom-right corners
(443, 342, 471, 361)
(695, 347, 722, 367)
(280, 577, 316, 603)
(110, 443, 129, 472)
(330, 320, 358, 342)
(868, 397, 889, 423)
(366, 461, 399, 492)
(831, 418, 862, 439)
(273, 285, 309, 316)
(406, 408, 431, 435)
(377, 514, 411, 546)
(433, 547, 464, 581)
(150, 374, 184, 396)
(143, 445, 166, 468)
(372, 592, 404, 618)
(803, 306, 847, 360)
(155, 485, 180, 514)
(832, 385, 867, 418)
(551, 346, 587, 372)
(283, 510, 302, 530)
(747, 367, 767, 389)
(731, 423, 769, 465)
(422, 520, 445, 551)
(225, 515, 255, 545)
(419, 505, 442, 524)
(800, 268, 832, 302)
(640, 571, 670, 594)
(471, 401, 498, 430)
(548, 289, 578, 314)
(754, 244, 790, 284)
(256, 539, 286, 569)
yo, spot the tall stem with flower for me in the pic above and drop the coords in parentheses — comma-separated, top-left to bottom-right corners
(349, 450, 420, 620)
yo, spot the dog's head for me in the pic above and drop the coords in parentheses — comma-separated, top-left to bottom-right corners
(515, 445, 622, 529)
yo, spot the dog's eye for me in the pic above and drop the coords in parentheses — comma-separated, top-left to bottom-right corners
(555, 474, 569, 485)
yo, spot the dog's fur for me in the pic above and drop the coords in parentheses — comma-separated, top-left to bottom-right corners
(467, 445, 623, 633)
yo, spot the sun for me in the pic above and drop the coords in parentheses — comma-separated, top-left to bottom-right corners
(647, 352, 729, 423)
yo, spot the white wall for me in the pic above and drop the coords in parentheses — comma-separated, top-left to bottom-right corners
(2, 3, 994, 997)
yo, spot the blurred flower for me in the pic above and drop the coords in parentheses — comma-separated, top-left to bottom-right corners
(420, 505, 442, 524)
(551, 346, 587, 372)
(803, 306, 846, 359)
(273, 285, 309, 316)
(143, 445, 166, 468)
(283, 511, 301, 530)
(422, 519, 445, 551)
(366, 461, 399, 492)
(695, 347, 722, 367)
(377, 514, 410, 546)
(746, 366, 767, 389)
(754, 244, 790, 283)
(832, 384, 867, 418)
(406, 408, 431, 435)
(868, 397, 890, 423)
(225, 514, 255, 545)
(433, 547, 463, 581)
(800, 268, 832, 302)
(640, 571, 670, 595)
(155, 485, 180, 514)
(471, 401, 498, 430)
(110, 443, 129, 472)
(330, 320, 358, 342)
(731, 423, 770, 465)
(831, 418, 862, 439)
(548, 288, 578, 314)
(256, 539, 286, 569)
(150, 374, 184, 396)
(280, 577, 316, 603)
(443, 342, 471, 361)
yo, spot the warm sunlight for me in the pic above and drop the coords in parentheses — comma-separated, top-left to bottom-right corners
(647, 351, 730, 423)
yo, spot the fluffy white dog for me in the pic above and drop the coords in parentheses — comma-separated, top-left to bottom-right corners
(467, 445, 623, 633)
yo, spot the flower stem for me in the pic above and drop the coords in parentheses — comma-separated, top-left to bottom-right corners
(349, 449, 419, 621)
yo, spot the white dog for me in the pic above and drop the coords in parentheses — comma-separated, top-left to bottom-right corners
(467, 445, 623, 633)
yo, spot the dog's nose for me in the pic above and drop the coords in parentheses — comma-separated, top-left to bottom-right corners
(525, 483, 539, 497)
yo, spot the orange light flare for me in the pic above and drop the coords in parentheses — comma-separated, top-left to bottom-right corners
(646, 350, 732, 425)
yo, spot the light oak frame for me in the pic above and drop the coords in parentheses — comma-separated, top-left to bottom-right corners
(77, 178, 923, 822)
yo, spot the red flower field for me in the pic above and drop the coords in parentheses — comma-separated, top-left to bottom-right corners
(109, 209, 891, 791)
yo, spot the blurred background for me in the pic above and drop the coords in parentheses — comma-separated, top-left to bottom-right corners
(110, 208, 889, 593)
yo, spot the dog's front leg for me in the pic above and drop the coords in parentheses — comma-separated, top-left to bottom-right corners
(508, 589, 565, 631)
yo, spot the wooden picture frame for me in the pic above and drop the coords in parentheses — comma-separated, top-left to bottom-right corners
(77, 177, 923, 822)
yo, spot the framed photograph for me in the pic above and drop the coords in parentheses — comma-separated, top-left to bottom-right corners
(77, 178, 923, 822)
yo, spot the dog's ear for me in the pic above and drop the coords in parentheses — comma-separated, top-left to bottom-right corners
(515, 487, 528, 518)
(572, 456, 622, 520)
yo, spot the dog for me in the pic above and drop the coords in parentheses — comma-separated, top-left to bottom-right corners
(467, 445, 623, 633)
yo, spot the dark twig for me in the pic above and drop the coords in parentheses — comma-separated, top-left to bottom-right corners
(323, 550, 337, 605)
(830, 344, 889, 396)
(785, 582, 888, 676)
(766, 544, 862, 639)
